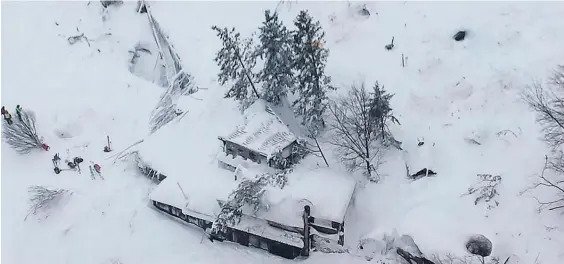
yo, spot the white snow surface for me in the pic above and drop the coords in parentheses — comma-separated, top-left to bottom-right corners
(2, 1, 564, 264)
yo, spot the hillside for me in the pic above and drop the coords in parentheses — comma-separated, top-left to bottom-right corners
(2, 1, 564, 264)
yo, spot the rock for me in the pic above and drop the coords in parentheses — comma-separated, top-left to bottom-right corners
(453, 31, 467, 41)
(465, 234, 493, 257)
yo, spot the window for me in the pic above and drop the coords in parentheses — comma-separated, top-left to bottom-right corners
(248, 151, 257, 162)
(260, 239, 269, 250)
(155, 202, 171, 212)
(311, 224, 338, 235)
(313, 218, 333, 228)
(249, 234, 260, 248)
(331, 221, 341, 229)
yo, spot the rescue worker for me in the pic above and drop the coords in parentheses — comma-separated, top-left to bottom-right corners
(3, 110, 13, 125)
(15, 105, 22, 121)
(94, 163, 101, 174)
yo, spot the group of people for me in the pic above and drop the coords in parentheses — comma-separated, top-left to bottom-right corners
(52, 152, 101, 176)
(1, 105, 23, 125)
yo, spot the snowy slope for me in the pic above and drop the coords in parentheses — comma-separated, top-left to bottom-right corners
(2, 1, 564, 264)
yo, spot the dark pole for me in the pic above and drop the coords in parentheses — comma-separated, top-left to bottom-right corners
(302, 205, 311, 256)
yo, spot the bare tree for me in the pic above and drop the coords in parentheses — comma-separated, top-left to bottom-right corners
(25, 186, 72, 221)
(523, 66, 564, 151)
(523, 65, 564, 212)
(327, 82, 396, 181)
(2, 110, 44, 154)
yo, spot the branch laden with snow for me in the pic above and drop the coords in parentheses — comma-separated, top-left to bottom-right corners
(2, 110, 44, 154)
(212, 26, 260, 109)
(212, 170, 290, 233)
(25, 186, 72, 221)
(212, 177, 268, 233)
(149, 71, 196, 134)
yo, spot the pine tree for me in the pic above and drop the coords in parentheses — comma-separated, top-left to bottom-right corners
(212, 26, 260, 108)
(256, 10, 294, 105)
(291, 10, 335, 136)
(368, 82, 398, 141)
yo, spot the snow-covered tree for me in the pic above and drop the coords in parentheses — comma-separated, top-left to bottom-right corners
(291, 10, 335, 136)
(149, 72, 194, 134)
(212, 177, 268, 232)
(256, 10, 294, 105)
(327, 82, 397, 181)
(149, 95, 178, 134)
(25, 185, 72, 221)
(369, 81, 398, 143)
(212, 26, 260, 109)
(2, 110, 44, 154)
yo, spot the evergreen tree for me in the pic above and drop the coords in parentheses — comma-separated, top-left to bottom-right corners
(256, 10, 294, 105)
(212, 26, 260, 108)
(212, 177, 268, 232)
(368, 82, 397, 140)
(291, 10, 335, 136)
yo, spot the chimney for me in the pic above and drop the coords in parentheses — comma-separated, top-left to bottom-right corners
(302, 205, 311, 256)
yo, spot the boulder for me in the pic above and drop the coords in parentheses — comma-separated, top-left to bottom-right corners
(453, 31, 467, 41)
(465, 234, 493, 257)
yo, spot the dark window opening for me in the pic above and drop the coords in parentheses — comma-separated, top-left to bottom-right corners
(248, 151, 257, 162)
(311, 224, 338, 235)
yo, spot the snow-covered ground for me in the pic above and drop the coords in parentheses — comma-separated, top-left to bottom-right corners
(2, 1, 564, 264)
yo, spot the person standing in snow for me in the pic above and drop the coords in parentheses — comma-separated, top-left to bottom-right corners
(3, 110, 13, 125)
(15, 105, 22, 121)
(1, 106, 6, 116)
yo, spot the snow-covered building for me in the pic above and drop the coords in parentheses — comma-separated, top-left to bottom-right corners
(136, 103, 356, 258)
(217, 99, 301, 170)
(146, 165, 356, 259)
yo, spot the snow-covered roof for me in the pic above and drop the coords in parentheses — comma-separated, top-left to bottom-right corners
(258, 166, 357, 227)
(148, 157, 356, 232)
(218, 99, 298, 158)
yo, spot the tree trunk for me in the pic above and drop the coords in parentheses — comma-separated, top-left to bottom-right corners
(236, 53, 260, 98)
(365, 160, 372, 177)
(314, 137, 329, 167)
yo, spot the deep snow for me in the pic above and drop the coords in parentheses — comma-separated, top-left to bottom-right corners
(2, 1, 564, 264)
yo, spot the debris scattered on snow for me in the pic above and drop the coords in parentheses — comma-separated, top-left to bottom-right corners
(385, 36, 395, 50)
(453, 30, 467, 41)
(465, 174, 502, 210)
(465, 137, 482, 145)
(411, 168, 437, 180)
